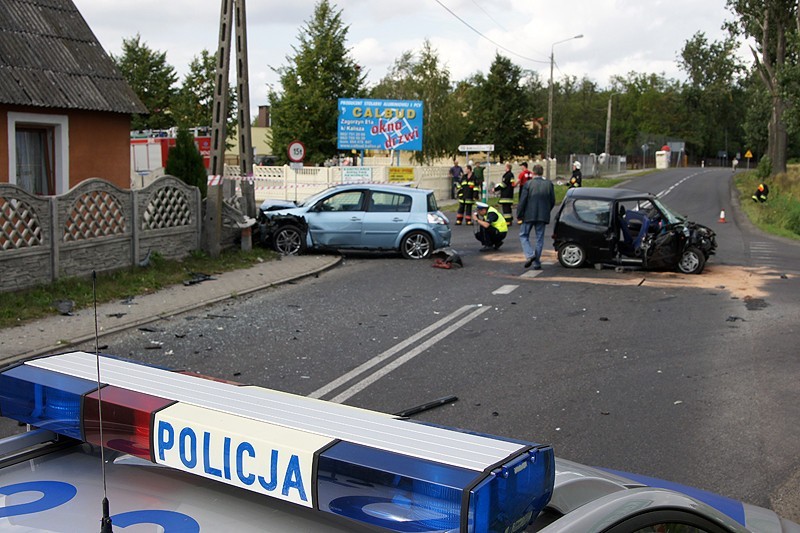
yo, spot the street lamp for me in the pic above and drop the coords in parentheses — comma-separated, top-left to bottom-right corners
(546, 33, 583, 175)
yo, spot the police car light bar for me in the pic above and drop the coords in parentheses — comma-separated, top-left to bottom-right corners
(0, 351, 554, 533)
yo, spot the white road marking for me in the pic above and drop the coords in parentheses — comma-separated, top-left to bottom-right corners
(309, 304, 481, 400)
(328, 305, 490, 404)
(492, 284, 519, 295)
(520, 270, 543, 278)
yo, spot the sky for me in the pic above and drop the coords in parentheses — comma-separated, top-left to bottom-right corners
(72, 0, 743, 117)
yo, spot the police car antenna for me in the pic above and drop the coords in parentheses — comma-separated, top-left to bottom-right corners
(92, 271, 113, 532)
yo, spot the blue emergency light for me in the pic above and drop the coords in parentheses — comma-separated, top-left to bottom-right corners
(0, 352, 555, 532)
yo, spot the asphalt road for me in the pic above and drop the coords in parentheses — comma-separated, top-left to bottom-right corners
(6, 167, 800, 523)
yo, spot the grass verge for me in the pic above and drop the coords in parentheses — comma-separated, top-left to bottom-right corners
(0, 248, 277, 329)
(734, 165, 800, 240)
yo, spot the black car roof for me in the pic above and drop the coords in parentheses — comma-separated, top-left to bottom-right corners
(566, 187, 656, 201)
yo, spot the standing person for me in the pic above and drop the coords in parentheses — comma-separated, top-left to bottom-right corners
(449, 158, 463, 199)
(470, 160, 485, 202)
(456, 165, 477, 225)
(517, 164, 555, 270)
(516, 162, 534, 224)
(732, 158, 739, 172)
(474, 201, 508, 251)
(569, 161, 582, 188)
(494, 163, 516, 224)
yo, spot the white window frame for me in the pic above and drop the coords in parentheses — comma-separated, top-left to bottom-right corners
(8, 112, 69, 195)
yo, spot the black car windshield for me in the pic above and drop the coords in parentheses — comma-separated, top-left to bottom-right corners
(651, 198, 687, 225)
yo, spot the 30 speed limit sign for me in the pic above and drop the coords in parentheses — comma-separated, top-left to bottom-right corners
(287, 140, 306, 162)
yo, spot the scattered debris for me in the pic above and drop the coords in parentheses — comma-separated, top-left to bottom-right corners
(780, 274, 788, 279)
(53, 299, 75, 316)
(393, 396, 458, 418)
(431, 247, 463, 269)
(184, 272, 215, 286)
(107, 312, 126, 319)
(726, 316, 745, 322)
(492, 411, 499, 417)
(206, 314, 236, 319)
(599, 316, 609, 321)
(120, 296, 136, 305)
(138, 326, 163, 332)
(673, 400, 683, 405)
(601, 411, 610, 416)
(138, 248, 152, 268)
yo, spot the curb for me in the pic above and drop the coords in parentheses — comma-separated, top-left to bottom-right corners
(1, 255, 343, 367)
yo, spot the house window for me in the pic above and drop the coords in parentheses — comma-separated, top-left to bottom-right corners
(15, 126, 55, 195)
(7, 112, 69, 195)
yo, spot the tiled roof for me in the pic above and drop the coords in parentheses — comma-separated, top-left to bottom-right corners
(0, 0, 147, 114)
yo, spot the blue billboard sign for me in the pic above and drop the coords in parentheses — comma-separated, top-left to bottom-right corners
(338, 99, 423, 151)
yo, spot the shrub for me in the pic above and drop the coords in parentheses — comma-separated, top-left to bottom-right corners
(756, 155, 772, 179)
(165, 127, 208, 197)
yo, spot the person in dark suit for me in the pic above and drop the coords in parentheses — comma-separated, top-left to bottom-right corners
(516, 164, 555, 269)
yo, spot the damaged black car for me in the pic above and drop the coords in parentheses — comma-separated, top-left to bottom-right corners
(552, 188, 717, 274)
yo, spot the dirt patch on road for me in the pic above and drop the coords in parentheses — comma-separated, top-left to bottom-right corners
(486, 249, 788, 300)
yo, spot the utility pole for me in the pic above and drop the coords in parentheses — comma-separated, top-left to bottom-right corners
(204, 0, 255, 256)
(604, 95, 612, 157)
(204, 0, 234, 258)
(234, 0, 255, 219)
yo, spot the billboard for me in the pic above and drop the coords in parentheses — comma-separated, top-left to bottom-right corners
(338, 99, 423, 151)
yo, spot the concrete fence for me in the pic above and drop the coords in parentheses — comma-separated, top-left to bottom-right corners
(0, 176, 201, 293)
(222, 163, 527, 205)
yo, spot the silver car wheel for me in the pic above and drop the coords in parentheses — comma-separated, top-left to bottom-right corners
(273, 226, 304, 255)
(678, 246, 705, 274)
(558, 243, 585, 268)
(401, 231, 433, 259)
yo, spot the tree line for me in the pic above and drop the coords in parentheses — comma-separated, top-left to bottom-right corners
(112, 0, 800, 176)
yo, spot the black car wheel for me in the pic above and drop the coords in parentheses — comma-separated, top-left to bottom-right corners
(558, 242, 586, 268)
(677, 246, 706, 274)
(401, 231, 433, 259)
(272, 225, 306, 255)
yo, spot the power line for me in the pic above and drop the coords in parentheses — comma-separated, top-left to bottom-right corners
(469, 0, 507, 32)
(432, 0, 549, 64)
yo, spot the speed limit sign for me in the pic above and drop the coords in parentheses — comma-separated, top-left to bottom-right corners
(287, 140, 306, 162)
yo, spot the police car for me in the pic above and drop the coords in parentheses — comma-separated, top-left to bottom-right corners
(1, 351, 798, 532)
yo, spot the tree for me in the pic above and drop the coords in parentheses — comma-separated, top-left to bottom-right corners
(678, 32, 746, 161)
(172, 50, 237, 141)
(165, 127, 208, 198)
(269, 0, 364, 165)
(371, 40, 462, 163)
(111, 34, 177, 131)
(726, 0, 798, 174)
(460, 54, 537, 160)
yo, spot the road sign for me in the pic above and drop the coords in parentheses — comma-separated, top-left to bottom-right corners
(745, 150, 753, 159)
(458, 144, 494, 152)
(287, 140, 305, 162)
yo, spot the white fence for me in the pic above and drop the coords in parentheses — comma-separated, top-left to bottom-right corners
(224, 165, 456, 204)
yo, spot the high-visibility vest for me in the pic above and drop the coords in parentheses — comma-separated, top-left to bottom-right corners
(488, 206, 508, 232)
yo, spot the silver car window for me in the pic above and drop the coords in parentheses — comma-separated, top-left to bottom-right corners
(318, 191, 364, 212)
(369, 192, 412, 212)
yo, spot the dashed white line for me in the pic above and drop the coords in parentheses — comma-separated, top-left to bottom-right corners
(492, 284, 519, 295)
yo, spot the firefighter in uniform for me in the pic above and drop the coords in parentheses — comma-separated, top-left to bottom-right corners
(569, 161, 582, 188)
(474, 201, 508, 251)
(494, 163, 516, 225)
(456, 165, 477, 225)
(752, 183, 769, 202)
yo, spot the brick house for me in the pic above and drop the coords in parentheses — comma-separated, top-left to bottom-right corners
(0, 0, 147, 194)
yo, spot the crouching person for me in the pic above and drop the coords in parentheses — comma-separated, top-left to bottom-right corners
(474, 201, 508, 251)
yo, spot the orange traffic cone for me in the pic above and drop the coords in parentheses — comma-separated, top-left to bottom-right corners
(718, 210, 726, 223)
